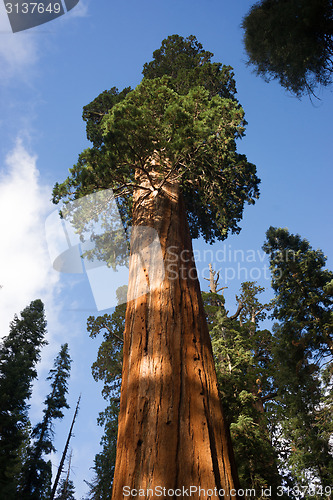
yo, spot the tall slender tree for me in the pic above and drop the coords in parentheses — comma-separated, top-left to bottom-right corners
(263, 227, 333, 488)
(20, 344, 72, 500)
(51, 395, 80, 500)
(0, 300, 47, 499)
(53, 35, 260, 498)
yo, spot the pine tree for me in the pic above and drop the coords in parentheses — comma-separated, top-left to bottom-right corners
(20, 344, 72, 500)
(263, 227, 333, 488)
(263, 227, 333, 359)
(85, 400, 119, 500)
(86, 293, 125, 499)
(0, 300, 47, 499)
(53, 35, 260, 498)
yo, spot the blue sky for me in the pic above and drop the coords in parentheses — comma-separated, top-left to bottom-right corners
(0, 1, 332, 498)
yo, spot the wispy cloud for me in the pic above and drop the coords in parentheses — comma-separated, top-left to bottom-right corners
(0, 0, 89, 85)
(0, 138, 60, 337)
(66, 0, 89, 18)
(0, 4, 39, 84)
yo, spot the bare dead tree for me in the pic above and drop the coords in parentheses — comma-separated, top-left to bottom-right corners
(50, 395, 81, 500)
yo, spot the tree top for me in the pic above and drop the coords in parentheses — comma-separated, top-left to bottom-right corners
(53, 35, 260, 244)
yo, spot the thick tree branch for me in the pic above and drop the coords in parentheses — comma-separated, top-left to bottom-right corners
(229, 301, 244, 321)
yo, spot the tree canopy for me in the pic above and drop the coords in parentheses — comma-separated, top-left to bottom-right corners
(263, 226, 333, 360)
(242, 0, 333, 97)
(53, 35, 259, 246)
(263, 227, 333, 488)
(142, 34, 237, 99)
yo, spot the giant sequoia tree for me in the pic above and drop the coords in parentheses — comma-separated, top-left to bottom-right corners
(53, 35, 260, 499)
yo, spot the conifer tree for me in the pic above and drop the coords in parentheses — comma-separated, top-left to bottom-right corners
(89, 280, 282, 498)
(53, 35, 260, 498)
(263, 227, 333, 359)
(86, 294, 125, 499)
(263, 227, 333, 488)
(0, 300, 47, 498)
(54, 478, 76, 500)
(20, 344, 72, 500)
(242, 0, 333, 97)
(203, 280, 282, 496)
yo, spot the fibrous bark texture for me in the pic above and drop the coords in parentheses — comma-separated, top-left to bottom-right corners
(111, 168, 239, 499)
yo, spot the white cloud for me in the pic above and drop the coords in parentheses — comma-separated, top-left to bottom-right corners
(0, 138, 60, 338)
(0, 140, 101, 500)
(0, 0, 89, 85)
(0, 3, 39, 84)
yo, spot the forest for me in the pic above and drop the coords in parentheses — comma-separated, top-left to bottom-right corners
(1, 1, 332, 499)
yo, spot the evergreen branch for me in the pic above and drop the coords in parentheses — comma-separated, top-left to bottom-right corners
(103, 323, 124, 344)
(229, 301, 244, 321)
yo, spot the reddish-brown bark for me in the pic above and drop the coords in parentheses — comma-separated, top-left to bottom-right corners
(111, 170, 240, 499)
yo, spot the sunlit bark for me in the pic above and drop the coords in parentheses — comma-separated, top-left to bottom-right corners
(111, 165, 239, 499)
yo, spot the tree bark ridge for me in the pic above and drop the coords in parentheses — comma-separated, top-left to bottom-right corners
(111, 169, 239, 499)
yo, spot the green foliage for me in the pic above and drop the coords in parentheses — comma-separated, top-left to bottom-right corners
(89, 306, 124, 399)
(263, 227, 333, 488)
(55, 478, 76, 500)
(86, 302, 125, 499)
(19, 344, 72, 500)
(89, 265, 332, 495)
(0, 300, 47, 498)
(242, 0, 333, 97)
(44, 344, 72, 421)
(263, 226, 333, 363)
(205, 284, 281, 495)
(82, 87, 132, 148)
(201, 290, 225, 330)
(53, 35, 259, 246)
(142, 34, 237, 99)
(86, 400, 119, 500)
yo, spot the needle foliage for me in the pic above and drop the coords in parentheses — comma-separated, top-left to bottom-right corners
(242, 0, 333, 97)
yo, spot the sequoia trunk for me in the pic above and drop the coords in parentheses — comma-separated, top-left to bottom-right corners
(111, 169, 240, 499)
